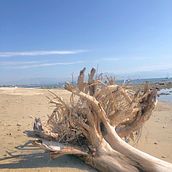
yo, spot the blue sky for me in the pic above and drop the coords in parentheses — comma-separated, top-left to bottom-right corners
(0, 0, 172, 84)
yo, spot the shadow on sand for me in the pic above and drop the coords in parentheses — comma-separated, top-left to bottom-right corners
(0, 141, 96, 171)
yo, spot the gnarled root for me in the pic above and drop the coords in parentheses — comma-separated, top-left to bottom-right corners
(28, 68, 172, 172)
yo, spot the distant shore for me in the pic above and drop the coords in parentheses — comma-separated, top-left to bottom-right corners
(1, 77, 172, 90)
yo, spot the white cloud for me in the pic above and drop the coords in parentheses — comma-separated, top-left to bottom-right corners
(89, 57, 119, 63)
(99, 57, 119, 61)
(130, 63, 172, 73)
(11, 61, 84, 69)
(0, 50, 87, 57)
(0, 61, 40, 66)
(104, 63, 172, 75)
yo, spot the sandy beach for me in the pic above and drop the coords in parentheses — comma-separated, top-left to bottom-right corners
(0, 87, 172, 171)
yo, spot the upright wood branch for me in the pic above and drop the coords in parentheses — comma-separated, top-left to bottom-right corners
(28, 68, 172, 172)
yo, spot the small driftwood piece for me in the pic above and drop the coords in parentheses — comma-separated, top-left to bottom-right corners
(29, 68, 172, 172)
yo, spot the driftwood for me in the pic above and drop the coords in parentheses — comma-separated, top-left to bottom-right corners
(29, 68, 172, 172)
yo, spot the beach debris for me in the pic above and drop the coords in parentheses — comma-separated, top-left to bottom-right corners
(158, 92, 170, 96)
(161, 155, 167, 158)
(17, 123, 21, 126)
(7, 132, 12, 136)
(25, 68, 172, 172)
(29, 115, 34, 119)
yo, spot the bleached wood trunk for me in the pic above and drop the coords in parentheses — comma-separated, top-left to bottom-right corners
(28, 68, 172, 172)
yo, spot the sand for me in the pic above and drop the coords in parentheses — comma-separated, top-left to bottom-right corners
(0, 87, 172, 171)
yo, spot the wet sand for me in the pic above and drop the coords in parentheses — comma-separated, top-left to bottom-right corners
(0, 87, 172, 171)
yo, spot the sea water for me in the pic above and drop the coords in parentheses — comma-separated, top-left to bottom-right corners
(158, 88, 172, 102)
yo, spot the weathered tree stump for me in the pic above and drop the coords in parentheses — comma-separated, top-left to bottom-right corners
(29, 68, 172, 172)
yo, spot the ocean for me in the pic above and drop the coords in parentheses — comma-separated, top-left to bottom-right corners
(158, 88, 172, 103)
(1, 77, 172, 102)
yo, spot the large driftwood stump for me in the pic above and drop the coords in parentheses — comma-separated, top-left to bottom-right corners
(29, 68, 172, 172)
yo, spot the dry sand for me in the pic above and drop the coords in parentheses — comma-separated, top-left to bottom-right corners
(0, 87, 172, 171)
